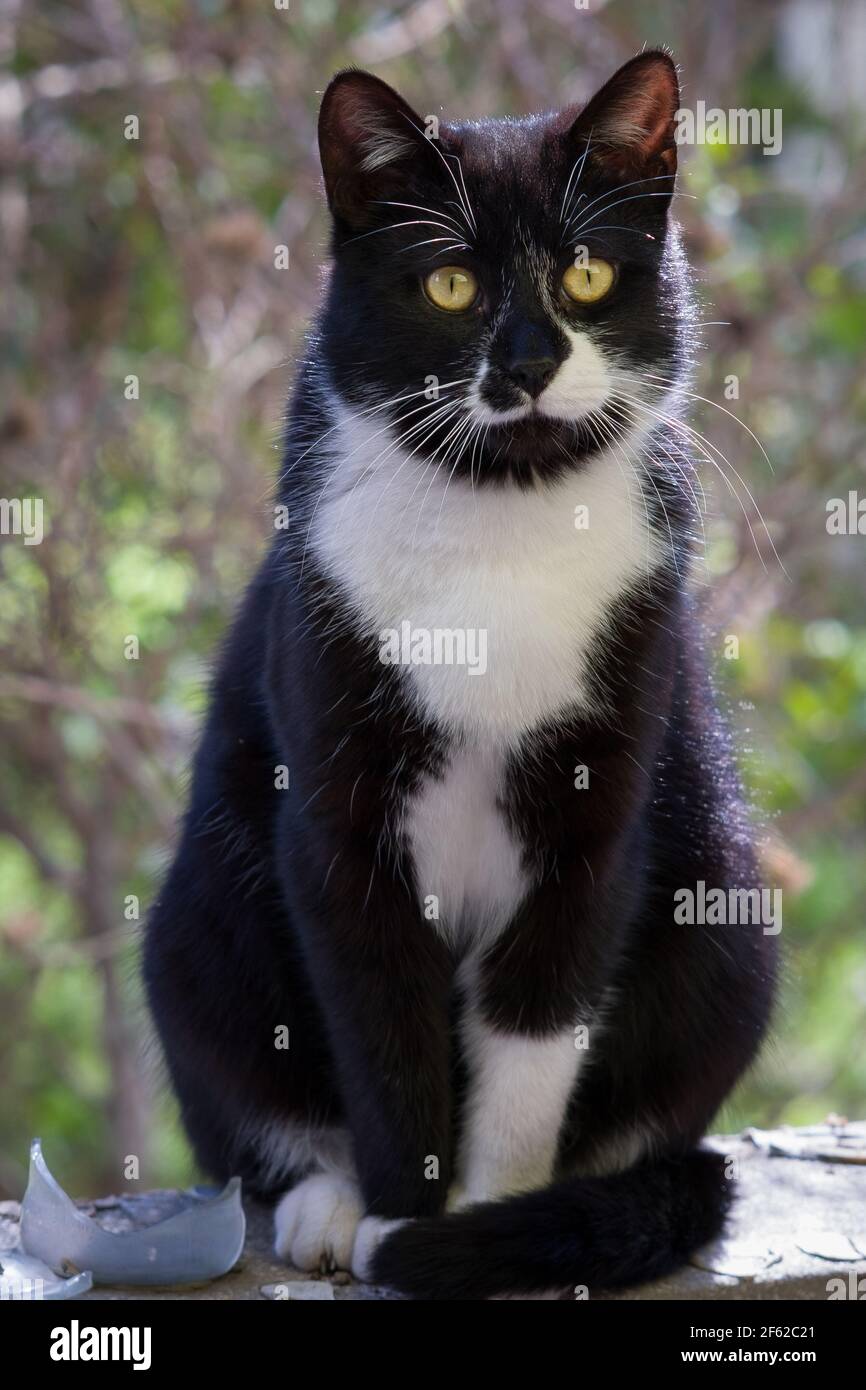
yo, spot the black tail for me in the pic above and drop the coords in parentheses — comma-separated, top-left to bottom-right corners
(371, 1149, 731, 1300)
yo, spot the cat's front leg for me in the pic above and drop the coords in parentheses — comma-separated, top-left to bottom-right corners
(450, 699, 661, 1206)
(454, 846, 629, 1205)
(276, 811, 455, 1230)
(455, 1028, 581, 1203)
(455, 966, 585, 1205)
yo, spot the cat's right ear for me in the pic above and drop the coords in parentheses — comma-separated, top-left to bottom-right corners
(318, 70, 433, 231)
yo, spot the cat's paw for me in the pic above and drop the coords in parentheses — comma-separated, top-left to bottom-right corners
(273, 1173, 363, 1273)
(350, 1215, 407, 1283)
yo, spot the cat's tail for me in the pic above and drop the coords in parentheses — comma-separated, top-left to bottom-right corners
(369, 1149, 730, 1300)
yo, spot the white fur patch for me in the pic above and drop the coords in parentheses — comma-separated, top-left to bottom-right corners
(457, 1002, 584, 1203)
(274, 1172, 363, 1272)
(537, 326, 611, 421)
(310, 400, 664, 742)
(406, 742, 530, 949)
(357, 117, 416, 173)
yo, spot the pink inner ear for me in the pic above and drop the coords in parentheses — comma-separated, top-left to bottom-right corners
(635, 64, 679, 156)
(633, 98, 676, 165)
(604, 72, 676, 157)
(568, 53, 679, 178)
(321, 72, 426, 167)
(318, 72, 430, 226)
(343, 93, 405, 148)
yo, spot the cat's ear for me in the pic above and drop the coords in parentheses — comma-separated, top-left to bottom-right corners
(562, 51, 680, 182)
(318, 69, 436, 230)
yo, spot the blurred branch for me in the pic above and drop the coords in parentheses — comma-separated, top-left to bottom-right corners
(2, 923, 134, 969)
(0, 808, 79, 892)
(0, 52, 196, 111)
(0, 674, 194, 740)
(350, 0, 463, 65)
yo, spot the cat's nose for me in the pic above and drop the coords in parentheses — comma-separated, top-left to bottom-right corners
(498, 320, 562, 399)
(504, 354, 558, 399)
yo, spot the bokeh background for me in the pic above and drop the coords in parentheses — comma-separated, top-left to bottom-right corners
(2, 0, 865, 1198)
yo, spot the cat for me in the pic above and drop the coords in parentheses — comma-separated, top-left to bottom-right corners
(144, 50, 777, 1299)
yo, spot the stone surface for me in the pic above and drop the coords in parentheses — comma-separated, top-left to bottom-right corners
(1, 1124, 864, 1301)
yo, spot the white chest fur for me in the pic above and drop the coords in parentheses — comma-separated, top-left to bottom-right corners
(310, 405, 665, 943)
(405, 741, 529, 947)
(311, 406, 663, 742)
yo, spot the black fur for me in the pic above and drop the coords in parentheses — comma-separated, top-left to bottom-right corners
(144, 51, 777, 1298)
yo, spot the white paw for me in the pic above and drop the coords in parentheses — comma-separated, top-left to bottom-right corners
(350, 1214, 407, 1282)
(273, 1173, 363, 1273)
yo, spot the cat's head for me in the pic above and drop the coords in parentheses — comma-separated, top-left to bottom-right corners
(314, 52, 690, 486)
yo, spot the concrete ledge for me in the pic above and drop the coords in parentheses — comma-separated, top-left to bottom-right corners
(609, 1125, 866, 1301)
(1, 1124, 864, 1300)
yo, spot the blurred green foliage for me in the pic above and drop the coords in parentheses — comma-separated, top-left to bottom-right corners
(1, 0, 864, 1198)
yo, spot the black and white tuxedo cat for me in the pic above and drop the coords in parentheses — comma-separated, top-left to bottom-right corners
(144, 51, 777, 1299)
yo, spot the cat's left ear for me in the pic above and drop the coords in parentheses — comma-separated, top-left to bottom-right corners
(318, 69, 442, 231)
(560, 50, 680, 184)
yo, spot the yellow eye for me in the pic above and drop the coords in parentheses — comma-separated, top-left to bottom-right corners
(562, 258, 615, 304)
(424, 266, 478, 312)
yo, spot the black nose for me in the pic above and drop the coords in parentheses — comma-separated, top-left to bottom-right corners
(505, 355, 558, 399)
